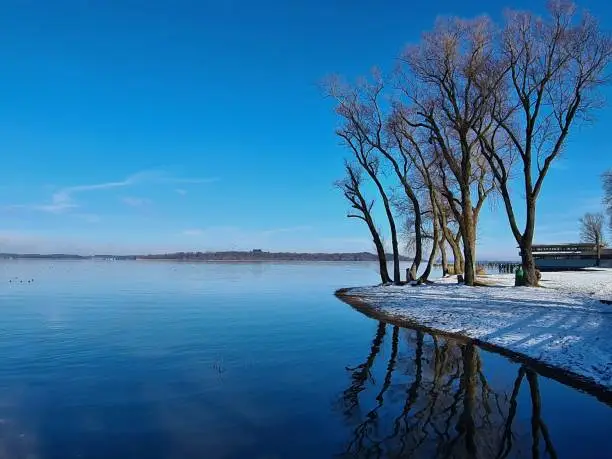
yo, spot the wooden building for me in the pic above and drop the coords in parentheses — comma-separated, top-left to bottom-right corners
(527, 243, 612, 270)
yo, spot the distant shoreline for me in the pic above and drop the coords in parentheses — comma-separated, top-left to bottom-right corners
(0, 253, 521, 264)
(0, 251, 412, 263)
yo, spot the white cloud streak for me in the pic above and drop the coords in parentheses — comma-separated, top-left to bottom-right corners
(8, 170, 217, 214)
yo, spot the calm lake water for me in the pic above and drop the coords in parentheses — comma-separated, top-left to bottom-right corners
(0, 261, 609, 459)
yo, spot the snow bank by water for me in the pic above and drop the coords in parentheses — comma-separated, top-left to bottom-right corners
(342, 269, 612, 391)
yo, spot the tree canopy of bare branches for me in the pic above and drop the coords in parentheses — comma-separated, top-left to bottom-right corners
(336, 163, 392, 284)
(327, 75, 435, 283)
(479, 1, 612, 285)
(328, 1, 611, 287)
(396, 16, 498, 286)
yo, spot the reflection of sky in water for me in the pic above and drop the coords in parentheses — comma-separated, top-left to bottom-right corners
(0, 261, 609, 458)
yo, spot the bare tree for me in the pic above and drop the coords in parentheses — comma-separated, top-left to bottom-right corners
(579, 212, 606, 266)
(333, 102, 403, 284)
(327, 76, 424, 282)
(604, 169, 612, 232)
(479, 2, 612, 285)
(387, 107, 444, 282)
(336, 164, 392, 283)
(397, 17, 498, 286)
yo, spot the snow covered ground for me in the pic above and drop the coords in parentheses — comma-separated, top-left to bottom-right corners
(341, 269, 612, 391)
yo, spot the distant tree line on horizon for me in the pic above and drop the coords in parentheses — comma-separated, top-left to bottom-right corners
(327, 1, 612, 286)
(0, 251, 412, 262)
(137, 251, 412, 262)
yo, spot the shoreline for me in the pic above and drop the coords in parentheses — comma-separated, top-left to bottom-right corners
(336, 271, 612, 405)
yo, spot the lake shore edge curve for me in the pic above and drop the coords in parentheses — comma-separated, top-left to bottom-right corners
(335, 285, 612, 406)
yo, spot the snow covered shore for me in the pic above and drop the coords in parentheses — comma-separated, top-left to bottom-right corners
(339, 269, 612, 391)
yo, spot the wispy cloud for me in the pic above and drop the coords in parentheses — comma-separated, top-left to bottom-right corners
(8, 170, 217, 214)
(121, 197, 151, 207)
(175, 188, 188, 196)
(46, 177, 137, 213)
(160, 177, 219, 185)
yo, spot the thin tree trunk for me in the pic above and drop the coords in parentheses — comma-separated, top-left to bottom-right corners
(439, 235, 449, 276)
(442, 225, 462, 275)
(376, 193, 401, 285)
(457, 233, 465, 272)
(366, 223, 391, 284)
(370, 137, 423, 283)
(450, 231, 464, 275)
(420, 214, 439, 283)
(344, 166, 391, 285)
(596, 234, 601, 267)
(391, 232, 401, 285)
(436, 195, 463, 275)
(408, 207, 423, 281)
(365, 171, 402, 285)
(358, 200, 390, 284)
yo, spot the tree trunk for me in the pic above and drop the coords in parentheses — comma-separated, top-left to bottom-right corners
(408, 206, 423, 282)
(420, 217, 439, 283)
(463, 231, 476, 286)
(596, 235, 601, 267)
(361, 207, 391, 284)
(521, 199, 538, 286)
(442, 227, 463, 275)
(460, 190, 477, 286)
(375, 248, 392, 284)
(450, 235, 463, 275)
(458, 240, 465, 273)
(370, 147, 421, 284)
(437, 201, 462, 275)
(390, 231, 401, 285)
(367, 173, 402, 285)
(520, 247, 537, 287)
(377, 193, 401, 285)
(372, 237, 391, 284)
(439, 235, 449, 276)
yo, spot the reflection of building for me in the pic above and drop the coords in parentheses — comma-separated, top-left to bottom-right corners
(527, 243, 612, 270)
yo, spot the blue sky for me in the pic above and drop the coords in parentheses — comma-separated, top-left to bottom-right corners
(0, 0, 610, 257)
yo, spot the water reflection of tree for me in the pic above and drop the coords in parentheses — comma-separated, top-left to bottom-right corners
(337, 325, 557, 458)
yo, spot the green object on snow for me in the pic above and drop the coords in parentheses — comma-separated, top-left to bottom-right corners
(515, 266, 525, 286)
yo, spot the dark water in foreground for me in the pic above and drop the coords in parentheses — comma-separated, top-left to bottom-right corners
(0, 261, 609, 459)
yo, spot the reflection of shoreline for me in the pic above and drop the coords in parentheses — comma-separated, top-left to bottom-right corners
(336, 322, 558, 458)
(335, 290, 612, 406)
